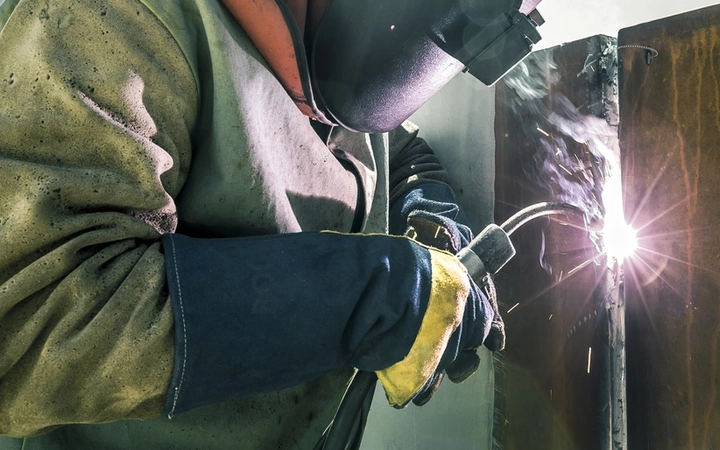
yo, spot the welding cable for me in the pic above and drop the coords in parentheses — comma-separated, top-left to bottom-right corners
(315, 370, 377, 450)
(319, 201, 591, 450)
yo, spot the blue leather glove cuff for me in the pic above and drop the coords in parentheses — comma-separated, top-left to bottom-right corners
(160, 232, 432, 418)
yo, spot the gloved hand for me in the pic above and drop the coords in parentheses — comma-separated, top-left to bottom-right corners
(406, 211, 506, 350)
(391, 184, 506, 352)
(386, 183, 506, 407)
(410, 275, 504, 407)
(374, 243, 494, 408)
(160, 231, 495, 417)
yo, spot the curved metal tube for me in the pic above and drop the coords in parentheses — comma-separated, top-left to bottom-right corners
(500, 201, 591, 236)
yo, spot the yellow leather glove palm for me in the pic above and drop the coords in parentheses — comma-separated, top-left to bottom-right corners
(375, 246, 480, 408)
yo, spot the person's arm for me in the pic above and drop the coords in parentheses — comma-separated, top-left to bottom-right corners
(0, 0, 489, 436)
(0, 0, 196, 436)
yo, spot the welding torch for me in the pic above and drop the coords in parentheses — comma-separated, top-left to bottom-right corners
(318, 201, 590, 450)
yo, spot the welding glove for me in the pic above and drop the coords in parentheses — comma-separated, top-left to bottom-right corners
(390, 183, 506, 350)
(388, 182, 506, 406)
(395, 186, 473, 253)
(160, 231, 494, 417)
(376, 273, 495, 408)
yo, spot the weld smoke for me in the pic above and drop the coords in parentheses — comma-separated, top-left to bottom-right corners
(501, 49, 621, 271)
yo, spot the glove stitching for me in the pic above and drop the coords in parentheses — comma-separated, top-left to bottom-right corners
(167, 236, 188, 419)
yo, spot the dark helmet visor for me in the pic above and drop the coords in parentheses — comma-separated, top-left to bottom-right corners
(310, 0, 544, 132)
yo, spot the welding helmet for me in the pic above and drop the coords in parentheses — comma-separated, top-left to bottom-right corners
(223, 0, 544, 133)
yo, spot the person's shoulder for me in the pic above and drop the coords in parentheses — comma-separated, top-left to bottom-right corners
(138, 0, 202, 39)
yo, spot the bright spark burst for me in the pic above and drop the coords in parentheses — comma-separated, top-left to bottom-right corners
(602, 215, 638, 264)
(600, 163, 637, 265)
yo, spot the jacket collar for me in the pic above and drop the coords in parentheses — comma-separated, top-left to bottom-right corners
(220, 0, 333, 124)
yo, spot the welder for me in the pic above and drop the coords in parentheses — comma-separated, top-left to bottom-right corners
(0, 0, 542, 448)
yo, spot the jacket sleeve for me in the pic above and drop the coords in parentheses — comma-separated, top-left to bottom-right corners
(0, 0, 197, 437)
(387, 122, 473, 246)
(387, 121, 452, 207)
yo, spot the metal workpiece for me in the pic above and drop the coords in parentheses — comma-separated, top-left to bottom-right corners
(494, 34, 623, 450)
(619, 5, 720, 448)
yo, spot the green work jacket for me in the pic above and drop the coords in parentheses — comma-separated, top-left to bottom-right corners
(0, 0, 433, 448)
